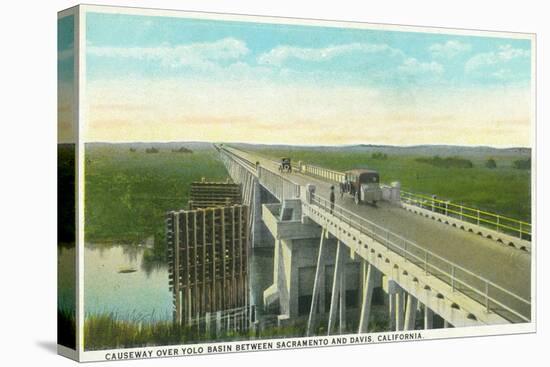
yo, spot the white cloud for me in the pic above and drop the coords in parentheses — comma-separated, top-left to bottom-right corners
(429, 40, 471, 58)
(398, 57, 444, 76)
(87, 38, 249, 69)
(257, 43, 400, 65)
(465, 44, 530, 73)
(258, 42, 443, 83)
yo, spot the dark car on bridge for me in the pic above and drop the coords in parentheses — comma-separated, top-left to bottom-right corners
(340, 169, 383, 205)
(279, 157, 292, 173)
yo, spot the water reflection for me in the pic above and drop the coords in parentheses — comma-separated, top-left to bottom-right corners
(140, 256, 166, 278)
(84, 243, 172, 321)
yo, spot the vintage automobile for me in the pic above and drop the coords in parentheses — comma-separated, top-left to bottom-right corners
(278, 157, 292, 173)
(340, 169, 383, 205)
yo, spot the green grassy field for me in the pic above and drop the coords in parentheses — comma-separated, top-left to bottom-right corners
(85, 144, 228, 244)
(246, 147, 531, 222)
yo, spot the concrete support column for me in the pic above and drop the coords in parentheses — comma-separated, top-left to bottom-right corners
(404, 294, 418, 331)
(396, 289, 405, 331)
(389, 293, 396, 331)
(307, 228, 326, 336)
(339, 260, 347, 334)
(273, 238, 281, 283)
(424, 306, 433, 330)
(358, 262, 377, 333)
(327, 241, 345, 335)
(289, 240, 299, 318)
(251, 179, 262, 248)
(385, 278, 401, 331)
(276, 238, 291, 316)
(319, 263, 326, 315)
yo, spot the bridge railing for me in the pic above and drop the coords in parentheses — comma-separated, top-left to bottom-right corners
(301, 163, 345, 183)
(219, 146, 257, 173)
(219, 146, 301, 201)
(308, 194, 531, 323)
(258, 166, 301, 201)
(400, 190, 531, 240)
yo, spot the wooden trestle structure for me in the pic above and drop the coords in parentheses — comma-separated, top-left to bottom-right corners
(166, 203, 249, 326)
(188, 180, 242, 210)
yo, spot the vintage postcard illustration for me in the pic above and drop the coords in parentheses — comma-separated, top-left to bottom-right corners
(58, 4, 534, 362)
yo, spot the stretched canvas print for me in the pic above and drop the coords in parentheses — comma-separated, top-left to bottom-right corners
(58, 4, 535, 362)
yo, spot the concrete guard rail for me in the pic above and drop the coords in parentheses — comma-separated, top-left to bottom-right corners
(400, 190, 531, 240)
(218, 145, 301, 202)
(301, 163, 345, 183)
(309, 194, 531, 323)
(258, 166, 301, 201)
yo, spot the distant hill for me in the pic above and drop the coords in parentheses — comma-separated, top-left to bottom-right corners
(234, 142, 531, 159)
(86, 141, 213, 151)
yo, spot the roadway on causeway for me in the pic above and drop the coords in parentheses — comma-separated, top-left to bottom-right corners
(224, 146, 531, 322)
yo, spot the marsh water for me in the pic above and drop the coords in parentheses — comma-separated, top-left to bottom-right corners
(84, 244, 173, 321)
(65, 244, 275, 321)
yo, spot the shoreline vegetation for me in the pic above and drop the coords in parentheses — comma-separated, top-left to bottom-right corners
(79, 311, 390, 350)
(83, 312, 251, 350)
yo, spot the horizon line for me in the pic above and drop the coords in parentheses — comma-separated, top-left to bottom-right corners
(79, 140, 532, 150)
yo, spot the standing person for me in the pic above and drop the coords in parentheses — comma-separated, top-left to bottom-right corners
(330, 185, 336, 214)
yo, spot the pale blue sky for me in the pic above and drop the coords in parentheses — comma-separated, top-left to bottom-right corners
(84, 11, 533, 146)
(86, 12, 531, 87)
